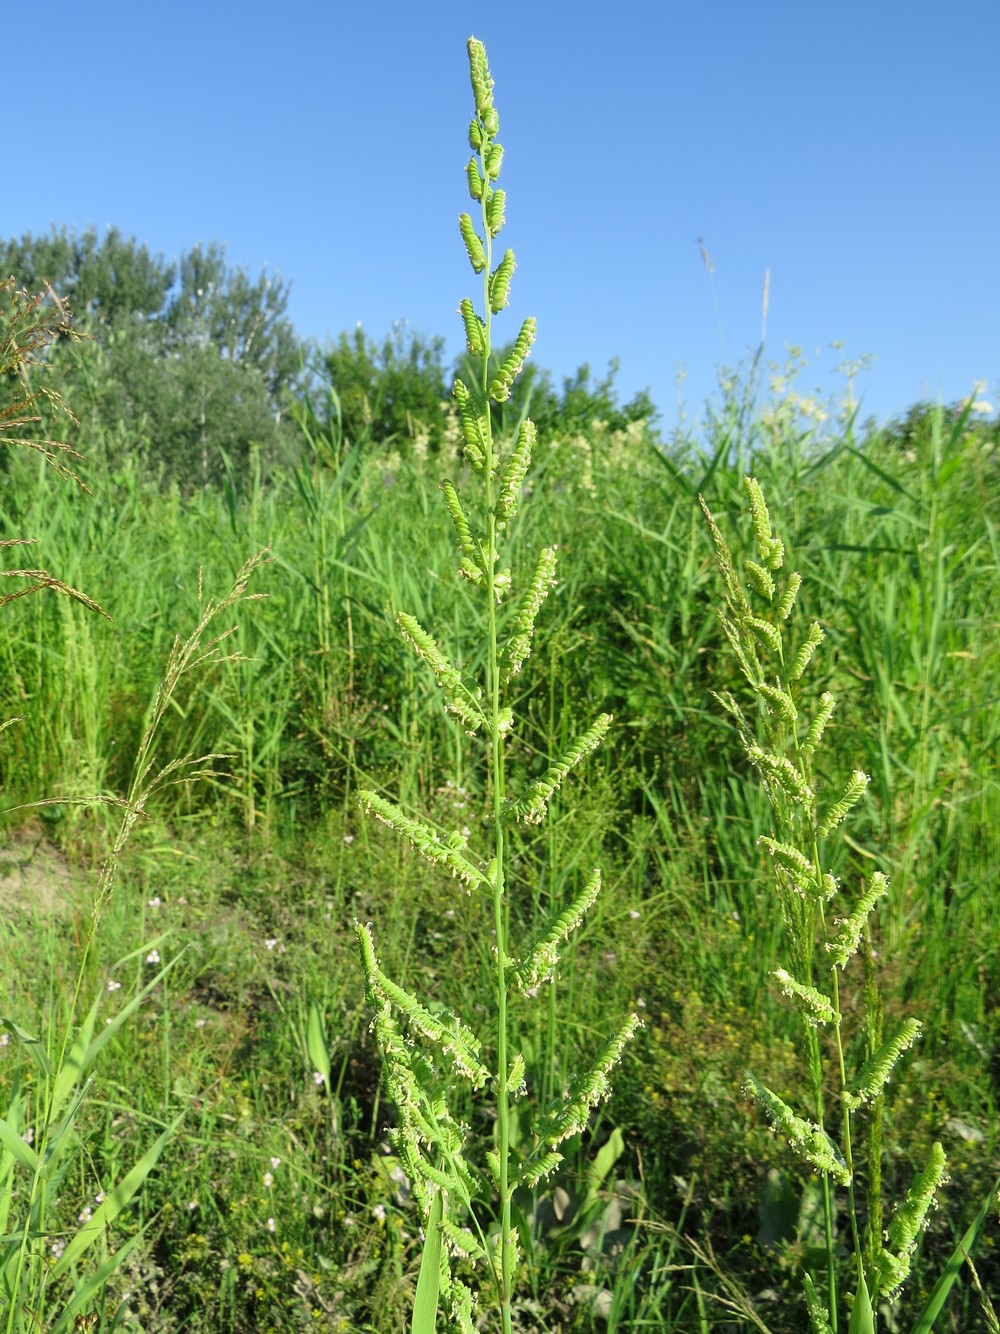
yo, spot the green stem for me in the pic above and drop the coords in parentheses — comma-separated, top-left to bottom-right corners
(481, 196, 514, 1334)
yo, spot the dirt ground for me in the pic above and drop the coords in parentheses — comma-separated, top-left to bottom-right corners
(0, 820, 79, 918)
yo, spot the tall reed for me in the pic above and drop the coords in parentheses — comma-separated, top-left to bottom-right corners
(355, 39, 639, 1332)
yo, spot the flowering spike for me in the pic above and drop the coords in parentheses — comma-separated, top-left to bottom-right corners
(501, 543, 557, 683)
(466, 156, 486, 202)
(828, 871, 890, 967)
(789, 620, 824, 682)
(504, 713, 612, 825)
(776, 571, 803, 620)
(458, 214, 487, 273)
(844, 1018, 921, 1109)
(496, 419, 535, 527)
(512, 869, 602, 991)
(486, 188, 506, 237)
(396, 612, 486, 733)
(818, 769, 870, 837)
(803, 691, 836, 755)
(484, 142, 504, 180)
(746, 560, 776, 601)
(459, 297, 486, 356)
(488, 316, 536, 401)
(452, 377, 488, 471)
(488, 249, 516, 313)
(746, 615, 783, 657)
(467, 37, 493, 116)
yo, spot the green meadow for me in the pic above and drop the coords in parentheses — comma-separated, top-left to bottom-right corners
(1, 43, 998, 1334)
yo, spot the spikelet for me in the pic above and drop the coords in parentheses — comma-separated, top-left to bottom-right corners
(488, 317, 536, 401)
(397, 612, 486, 733)
(504, 714, 612, 825)
(843, 1018, 921, 1110)
(358, 791, 486, 889)
(511, 869, 602, 991)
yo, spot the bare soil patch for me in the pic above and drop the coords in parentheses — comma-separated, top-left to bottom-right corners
(0, 821, 81, 918)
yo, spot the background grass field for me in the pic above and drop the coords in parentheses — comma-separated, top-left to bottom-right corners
(1, 330, 998, 1330)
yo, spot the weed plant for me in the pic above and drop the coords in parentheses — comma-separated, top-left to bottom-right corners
(355, 39, 640, 1332)
(701, 477, 998, 1332)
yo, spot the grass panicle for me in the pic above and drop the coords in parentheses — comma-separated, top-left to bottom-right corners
(703, 478, 955, 1330)
(355, 39, 638, 1332)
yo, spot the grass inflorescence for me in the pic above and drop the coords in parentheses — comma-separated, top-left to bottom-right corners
(0, 37, 998, 1334)
(354, 40, 639, 1331)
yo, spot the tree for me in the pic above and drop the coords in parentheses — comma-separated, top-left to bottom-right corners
(321, 322, 448, 448)
(1, 229, 305, 489)
(0, 226, 174, 328)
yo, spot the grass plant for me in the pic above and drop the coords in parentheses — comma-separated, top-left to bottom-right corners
(701, 476, 998, 1333)
(355, 39, 640, 1332)
(0, 49, 998, 1334)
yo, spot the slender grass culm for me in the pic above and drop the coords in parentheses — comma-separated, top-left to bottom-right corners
(355, 39, 640, 1333)
(700, 479, 958, 1334)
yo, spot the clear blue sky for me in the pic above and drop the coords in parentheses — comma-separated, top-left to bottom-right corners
(7, 1, 999, 431)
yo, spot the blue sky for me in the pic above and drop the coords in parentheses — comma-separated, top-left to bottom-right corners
(7, 1, 999, 431)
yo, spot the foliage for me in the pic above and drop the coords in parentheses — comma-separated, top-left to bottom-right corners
(0, 282, 266, 1333)
(1, 229, 303, 490)
(320, 322, 450, 452)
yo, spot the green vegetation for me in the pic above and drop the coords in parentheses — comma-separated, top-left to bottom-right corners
(2, 40, 998, 1334)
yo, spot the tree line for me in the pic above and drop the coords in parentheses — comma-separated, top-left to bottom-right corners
(2, 227, 657, 492)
